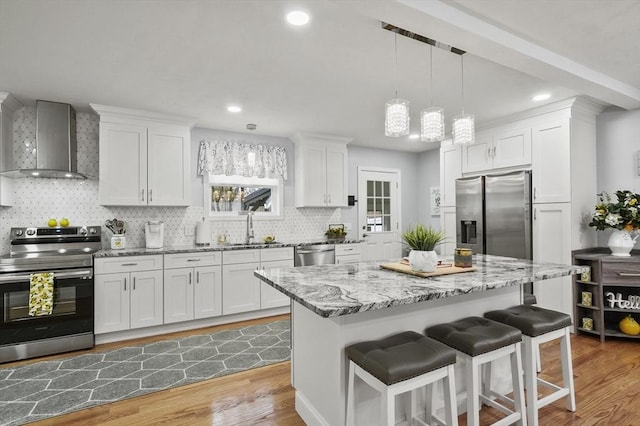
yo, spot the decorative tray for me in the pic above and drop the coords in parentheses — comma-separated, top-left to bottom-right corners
(380, 260, 478, 278)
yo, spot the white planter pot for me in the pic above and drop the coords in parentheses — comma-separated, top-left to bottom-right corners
(408, 250, 438, 272)
(607, 229, 638, 257)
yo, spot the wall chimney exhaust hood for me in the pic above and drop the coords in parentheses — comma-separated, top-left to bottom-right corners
(1, 100, 91, 179)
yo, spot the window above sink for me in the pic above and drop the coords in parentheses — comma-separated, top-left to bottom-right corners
(203, 174, 283, 220)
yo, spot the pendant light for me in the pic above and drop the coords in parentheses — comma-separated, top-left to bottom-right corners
(385, 33, 410, 137)
(420, 45, 444, 142)
(452, 54, 474, 145)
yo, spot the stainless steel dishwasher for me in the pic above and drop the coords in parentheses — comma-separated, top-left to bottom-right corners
(294, 244, 335, 266)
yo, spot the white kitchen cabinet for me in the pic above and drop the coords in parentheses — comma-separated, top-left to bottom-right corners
(533, 202, 573, 316)
(292, 132, 351, 207)
(439, 206, 457, 257)
(94, 255, 164, 334)
(461, 126, 531, 174)
(164, 252, 222, 324)
(222, 249, 261, 315)
(91, 104, 194, 206)
(531, 118, 571, 203)
(335, 243, 362, 264)
(260, 247, 294, 309)
(0, 92, 20, 206)
(439, 141, 461, 207)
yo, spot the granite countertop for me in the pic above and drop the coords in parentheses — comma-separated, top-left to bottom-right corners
(94, 239, 362, 258)
(254, 254, 589, 318)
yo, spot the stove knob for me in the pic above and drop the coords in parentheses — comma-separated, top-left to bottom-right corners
(79, 227, 88, 236)
(26, 229, 35, 236)
(15, 229, 23, 236)
(89, 227, 97, 235)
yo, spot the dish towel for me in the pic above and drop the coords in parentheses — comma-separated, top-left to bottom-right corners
(29, 272, 54, 316)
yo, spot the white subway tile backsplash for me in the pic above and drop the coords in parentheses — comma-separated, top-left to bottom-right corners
(0, 107, 341, 253)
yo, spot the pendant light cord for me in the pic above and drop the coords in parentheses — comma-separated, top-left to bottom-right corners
(429, 45, 433, 107)
(460, 55, 465, 115)
(394, 33, 399, 98)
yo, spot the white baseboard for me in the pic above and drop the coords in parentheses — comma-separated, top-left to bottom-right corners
(295, 390, 330, 426)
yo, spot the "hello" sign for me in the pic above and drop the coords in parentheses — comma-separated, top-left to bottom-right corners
(605, 292, 640, 310)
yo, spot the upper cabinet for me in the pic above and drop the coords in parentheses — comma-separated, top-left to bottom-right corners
(461, 126, 531, 174)
(0, 93, 20, 206)
(91, 104, 195, 206)
(292, 133, 351, 208)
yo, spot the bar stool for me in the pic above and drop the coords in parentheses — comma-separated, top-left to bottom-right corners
(426, 317, 527, 426)
(485, 305, 575, 426)
(345, 330, 458, 426)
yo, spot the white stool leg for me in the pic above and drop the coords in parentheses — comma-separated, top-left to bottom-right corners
(467, 356, 481, 426)
(535, 342, 542, 373)
(444, 365, 459, 426)
(560, 328, 576, 412)
(523, 336, 539, 426)
(346, 360, 355, 426)
(383, 386, 395, 426)
(425, 382, 434, 424)
(510, 342, 527, 426)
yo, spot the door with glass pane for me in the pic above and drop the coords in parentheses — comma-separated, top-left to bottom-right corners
(358, 168, 401, 261)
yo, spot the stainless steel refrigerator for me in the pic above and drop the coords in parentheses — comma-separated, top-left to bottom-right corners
(456, 170, 532, 261)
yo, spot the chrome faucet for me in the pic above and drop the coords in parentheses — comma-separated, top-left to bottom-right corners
(244, 207, 255, 244)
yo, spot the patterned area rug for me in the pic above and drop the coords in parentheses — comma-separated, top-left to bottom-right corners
(0, 319, 290, 426)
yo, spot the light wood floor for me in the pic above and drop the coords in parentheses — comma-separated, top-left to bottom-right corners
(10, 315, 640, 426)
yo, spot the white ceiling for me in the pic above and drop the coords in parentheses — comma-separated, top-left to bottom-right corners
(1, 0, 638, 153)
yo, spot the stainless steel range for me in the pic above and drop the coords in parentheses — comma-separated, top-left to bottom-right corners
(0, 226, 101, 363)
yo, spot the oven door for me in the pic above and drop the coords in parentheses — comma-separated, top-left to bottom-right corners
(0, 269, 94, 346)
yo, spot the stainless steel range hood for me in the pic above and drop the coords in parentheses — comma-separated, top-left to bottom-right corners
(1, 100, 90, 179)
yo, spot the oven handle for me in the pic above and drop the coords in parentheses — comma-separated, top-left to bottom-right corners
(0, 269, 93, 283)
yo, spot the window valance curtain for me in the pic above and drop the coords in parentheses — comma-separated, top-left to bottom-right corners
(197, 139, 288, 180)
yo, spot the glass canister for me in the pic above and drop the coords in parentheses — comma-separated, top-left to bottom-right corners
(454, 248, 473, 268)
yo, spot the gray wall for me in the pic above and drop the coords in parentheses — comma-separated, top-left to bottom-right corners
(418, 149, 441, 229)
(595, 107, 640, 246)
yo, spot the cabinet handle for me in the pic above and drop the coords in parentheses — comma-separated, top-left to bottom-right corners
(133, 277, 136, 290)
(149, 189, 153, 202)
(124, 277, 127, 291)
(619, 272, 640, 277)
(492, 146, 496, 157)
(141, 189, 145, 202)
(189, 272, 192, 284)
(187, 259, 201, 262)
(196, 271, 200, 283)
(534, 208, 537, 221)
(487, 147, 491, 157)
(534, 187, 537, 201)
(121, 263, 138, 267)
(328, 194, 331, 204)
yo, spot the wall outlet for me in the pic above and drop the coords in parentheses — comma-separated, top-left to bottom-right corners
(184, 225, 195, 236)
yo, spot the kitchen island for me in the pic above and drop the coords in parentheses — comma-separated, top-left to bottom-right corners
(255, 254, 586, 426)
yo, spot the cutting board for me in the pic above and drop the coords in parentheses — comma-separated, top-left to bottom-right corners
(380, 261, 478, 278)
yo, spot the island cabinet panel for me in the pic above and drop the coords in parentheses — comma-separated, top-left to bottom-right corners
(573, 249, 640, 342)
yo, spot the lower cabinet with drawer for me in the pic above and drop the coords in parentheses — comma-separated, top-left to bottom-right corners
(94, 255, 164, 334)
(164, 252, 222, 324)
(573, 248, 640, 342)
(222, 247, 293, 315)
(335, 243, 362, 264)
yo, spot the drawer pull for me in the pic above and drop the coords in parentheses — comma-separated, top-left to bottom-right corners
(121, 263, 138, 267)
(187, 259, 201, 262)
(618, 272, 640, 277)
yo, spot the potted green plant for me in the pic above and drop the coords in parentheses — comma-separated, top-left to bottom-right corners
(401, 224, 445, 272)
(325, 225, 347, 241)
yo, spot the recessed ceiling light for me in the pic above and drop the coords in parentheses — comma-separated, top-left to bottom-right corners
(227, 105, 242, 113)
(409, 133, 420, 140)
(532, 93, 551, 102)
(286, 10, 310, 26)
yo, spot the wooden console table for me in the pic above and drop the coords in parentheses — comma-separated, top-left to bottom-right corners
(573, 248, 640, 342)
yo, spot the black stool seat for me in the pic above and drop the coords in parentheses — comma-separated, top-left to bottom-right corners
(426, 316, 522, 357)
(345, 331, 456, 385)
(485, 305, 572, 337)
